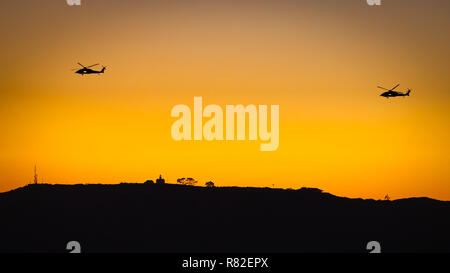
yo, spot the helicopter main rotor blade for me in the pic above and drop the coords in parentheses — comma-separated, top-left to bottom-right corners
(77, 62, 86, 68)
(391, 84, 400, 91)
(86, 63, 99, 68)
(377, 86, 389, 90)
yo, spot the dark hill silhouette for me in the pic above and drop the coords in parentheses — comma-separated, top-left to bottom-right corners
(0, 183, 449, 253)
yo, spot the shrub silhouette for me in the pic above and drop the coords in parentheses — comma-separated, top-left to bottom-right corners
(177, 177, 197, 186)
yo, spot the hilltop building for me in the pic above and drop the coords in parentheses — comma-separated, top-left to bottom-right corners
(156, 175, 165, 185)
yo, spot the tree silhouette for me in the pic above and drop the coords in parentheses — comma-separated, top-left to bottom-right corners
(177, 177, 197, 186)
(205, 181, 215, 188)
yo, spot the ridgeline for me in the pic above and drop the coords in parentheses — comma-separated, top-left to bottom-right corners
(0, 183, 449, 252)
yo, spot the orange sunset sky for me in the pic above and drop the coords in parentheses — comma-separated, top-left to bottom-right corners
(0, 0, 449, 200)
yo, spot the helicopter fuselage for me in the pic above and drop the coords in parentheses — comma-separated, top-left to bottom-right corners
(380, 90, 410, 98)
(76, 68, 105, 75)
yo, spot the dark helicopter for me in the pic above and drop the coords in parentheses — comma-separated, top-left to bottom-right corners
(73, 63, 106, 75)
(378, 84, 411, 98)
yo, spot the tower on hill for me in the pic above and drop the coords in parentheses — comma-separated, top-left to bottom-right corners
(156, 174, 165, 185)
(34, 165, 38, 184)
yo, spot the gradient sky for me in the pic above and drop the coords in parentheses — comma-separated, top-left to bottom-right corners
(0, 0, 449, 200)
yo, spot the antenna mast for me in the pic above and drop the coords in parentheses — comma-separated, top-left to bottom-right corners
(34, 165, 38, 184)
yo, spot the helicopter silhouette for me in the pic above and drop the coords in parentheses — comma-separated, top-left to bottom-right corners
(73, 63, 106, 76)
(378, 84, 411, 98)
